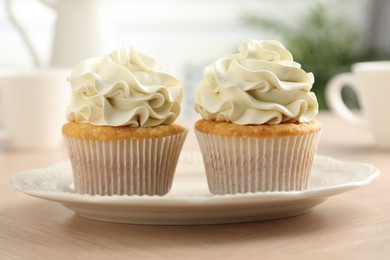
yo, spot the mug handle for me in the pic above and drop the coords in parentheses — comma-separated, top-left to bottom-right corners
(325, 73, 368, 128)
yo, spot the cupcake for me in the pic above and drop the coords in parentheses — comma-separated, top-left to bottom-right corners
(194, 40, 321, 194)
(62, 46, 187, 196)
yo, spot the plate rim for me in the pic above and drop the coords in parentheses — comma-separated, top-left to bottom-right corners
(10, 154, 380, 205)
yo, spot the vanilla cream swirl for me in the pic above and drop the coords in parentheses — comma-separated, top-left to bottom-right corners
(194, 40, 318, 125)
(66, 47, 182, 127)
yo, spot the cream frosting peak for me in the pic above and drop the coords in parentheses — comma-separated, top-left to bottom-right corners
(66, 46, 182, 127)
(194, 40, 319, 125)
(109, 47, 163, 72)
(239, 40, 293, 62)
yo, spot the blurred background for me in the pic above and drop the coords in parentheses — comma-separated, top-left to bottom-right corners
(1, 0, 390, 119)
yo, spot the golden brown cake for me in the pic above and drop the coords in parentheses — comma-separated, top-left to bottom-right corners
(195, 119, 322, 138)
(63, 122, 185, 140)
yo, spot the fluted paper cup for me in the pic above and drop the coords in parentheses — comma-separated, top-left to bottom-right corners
(63, 130, 188, 196)
(195, 129, 321, 194)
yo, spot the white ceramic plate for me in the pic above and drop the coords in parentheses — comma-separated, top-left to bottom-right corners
(10, 152, 379, 225)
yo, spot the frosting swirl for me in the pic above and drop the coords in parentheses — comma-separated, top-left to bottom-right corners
(194, 40, 318, 125)
(66, 47, 182, 127)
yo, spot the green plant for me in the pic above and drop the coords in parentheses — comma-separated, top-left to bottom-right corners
(242, 4, 390, 109)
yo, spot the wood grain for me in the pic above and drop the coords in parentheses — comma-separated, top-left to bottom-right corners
(1, 113, 389, 259)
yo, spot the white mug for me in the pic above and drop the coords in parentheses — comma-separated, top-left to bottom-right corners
(5, 0, 110, 67)
(326, 61, 390, 149)
(0, 69, 70, 149)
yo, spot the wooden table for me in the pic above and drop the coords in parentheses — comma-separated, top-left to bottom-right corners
(1, 113, 389, 259)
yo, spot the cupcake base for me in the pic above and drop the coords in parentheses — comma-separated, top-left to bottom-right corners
(195, 120, 322, 194)
(63, 123, 188, 196)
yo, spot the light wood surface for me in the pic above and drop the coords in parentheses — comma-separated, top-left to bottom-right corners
(1, 113, 389, 259)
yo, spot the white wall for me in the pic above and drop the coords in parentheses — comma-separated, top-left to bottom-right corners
(0, 0, 371, 116)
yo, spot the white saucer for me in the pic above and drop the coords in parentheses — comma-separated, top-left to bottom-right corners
(10, 152, 379, 225)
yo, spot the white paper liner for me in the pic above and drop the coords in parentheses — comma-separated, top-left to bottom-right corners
(63, 130, 188, 196)
(195, 129, 321, 194)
